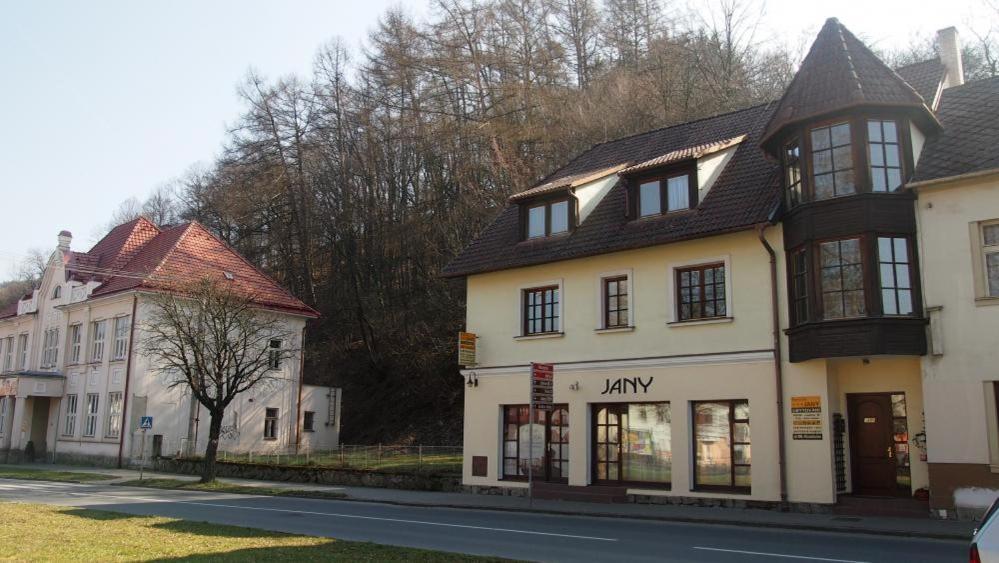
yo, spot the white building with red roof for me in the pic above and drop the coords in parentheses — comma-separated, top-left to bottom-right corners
(0, 218, 339, 465)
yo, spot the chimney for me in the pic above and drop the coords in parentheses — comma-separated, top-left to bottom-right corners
(57, 230, 72, 252)
(937, 27, 964, 87)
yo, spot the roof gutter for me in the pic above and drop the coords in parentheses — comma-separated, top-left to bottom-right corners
(906, 167, 999, 190)
(756, 222, 788, 504)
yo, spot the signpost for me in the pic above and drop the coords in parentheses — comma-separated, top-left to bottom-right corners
(139, 416, 153, 480)
(458, 332, 477, 367)
(528, 363, 554, 508)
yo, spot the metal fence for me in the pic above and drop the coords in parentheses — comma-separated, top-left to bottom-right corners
(216, 445, 462, 474)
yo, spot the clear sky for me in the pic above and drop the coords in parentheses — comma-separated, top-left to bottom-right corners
(0, 0, 990, 278)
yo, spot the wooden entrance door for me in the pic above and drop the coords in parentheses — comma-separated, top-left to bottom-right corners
(847, 393, 897, 496)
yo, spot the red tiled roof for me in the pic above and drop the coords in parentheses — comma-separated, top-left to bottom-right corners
(66, 217, 161, 283)
(90, 221, 318, 317)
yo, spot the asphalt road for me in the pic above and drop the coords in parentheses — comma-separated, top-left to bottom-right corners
(0, 478, 965, 562)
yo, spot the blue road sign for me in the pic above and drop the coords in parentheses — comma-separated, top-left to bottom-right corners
(140, 416, 153, 430)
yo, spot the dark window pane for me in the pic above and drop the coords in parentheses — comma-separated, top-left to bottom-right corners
(831, 123, 851, 146)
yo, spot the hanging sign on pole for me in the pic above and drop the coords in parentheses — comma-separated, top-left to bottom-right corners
(528, 363, 554, 508)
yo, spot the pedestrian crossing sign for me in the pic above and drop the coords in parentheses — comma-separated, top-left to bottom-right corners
(140, 416, 153, 430)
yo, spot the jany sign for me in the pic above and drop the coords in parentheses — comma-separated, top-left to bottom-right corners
(791, 395, 822, 440)
(601, 376, 653, 395)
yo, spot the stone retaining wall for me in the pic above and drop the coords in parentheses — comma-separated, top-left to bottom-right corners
(151, 458, 463, 492)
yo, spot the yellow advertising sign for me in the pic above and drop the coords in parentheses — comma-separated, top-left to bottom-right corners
(458, 332, 477, 367)
(791, 395, 822, 440)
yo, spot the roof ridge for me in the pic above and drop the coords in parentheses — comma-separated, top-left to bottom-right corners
(894, 57, 940, 71)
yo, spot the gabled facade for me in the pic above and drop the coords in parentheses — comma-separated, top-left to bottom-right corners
(446, 19, 988, 514)
(0, 218, 341, 466)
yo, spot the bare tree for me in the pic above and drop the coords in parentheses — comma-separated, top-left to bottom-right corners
(141, 276, 299, 482)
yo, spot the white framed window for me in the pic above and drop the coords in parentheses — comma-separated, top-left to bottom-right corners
(41, 328, 60, 368)
(63, 394, 78, 436)
(68, 324, 81, 364)
(105, 392, 123, 438)
(83, 393, 99, 437)
(0, 397, 7, 435)
(666, 256, 734, 324)
(264, 408, 279, 440)
(90, 320, 106, 363)
(985, 222, 999, 298)
(112, 316, 130, 361)
(16, 334, 28, 370)
(2, 337, 12, 372)
(268, 339, 283, 370)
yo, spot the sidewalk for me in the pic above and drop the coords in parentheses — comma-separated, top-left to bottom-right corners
(15, 463, 975, 541)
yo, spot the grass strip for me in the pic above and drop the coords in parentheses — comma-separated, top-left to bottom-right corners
(117, 477, 348, 500)
(0, 501, 506, 561)
(0, 465, 117, 483)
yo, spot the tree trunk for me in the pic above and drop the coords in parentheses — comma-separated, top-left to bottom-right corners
(201, 411, 224, 483)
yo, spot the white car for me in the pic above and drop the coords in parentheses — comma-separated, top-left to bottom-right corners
(973, 497, 999, 562)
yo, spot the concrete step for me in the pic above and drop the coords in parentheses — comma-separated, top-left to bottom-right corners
(531, 482, 629, 504)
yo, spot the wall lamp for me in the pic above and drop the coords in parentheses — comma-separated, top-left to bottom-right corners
(465, 372, 479, 388)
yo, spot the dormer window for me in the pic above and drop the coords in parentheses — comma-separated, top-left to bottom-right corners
(525, 199, 571, 239)
(632, 168, 696, 219)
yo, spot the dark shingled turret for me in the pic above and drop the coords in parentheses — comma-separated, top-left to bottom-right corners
(760, 18, 939, 154)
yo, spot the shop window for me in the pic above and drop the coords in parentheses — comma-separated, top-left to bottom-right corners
(523, 286, 560, 335)
(502, 405, 569, 481)
(603, 276, 630, 328)
(593, 403, 671, 486)
(810, 122, 855, 200)
(868, 120, 903, 192)
(264, 408, 279, 440)
(878, 237, 913, 315)
(676, 263, 726, 321)
(693, 400, 750, 491)
(891, 393, 911, 492)
(820, 238, 865, 319)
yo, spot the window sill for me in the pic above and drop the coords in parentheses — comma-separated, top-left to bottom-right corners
(975, 296, 999, 308)
(303, 429, 315, 433)
(514, 332, 565, 341)
(594, 326, 635, 334)
(263, 438, 277, 441)
(667, 317, 733, 327)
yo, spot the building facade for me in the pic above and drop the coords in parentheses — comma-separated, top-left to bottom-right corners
(446, 19, 994, 515)
(0, 218, 340, 466)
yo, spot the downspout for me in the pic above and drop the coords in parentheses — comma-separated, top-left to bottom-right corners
(294, 325, 306, 452)
(757, 222, 788, 504)
(117, 294, 138, 468)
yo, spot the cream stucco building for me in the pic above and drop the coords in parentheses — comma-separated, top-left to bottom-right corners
(0, 218, 340, 466)
(446, 20, 990, 515)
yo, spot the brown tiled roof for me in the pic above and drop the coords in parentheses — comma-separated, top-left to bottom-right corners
(618, 135, 746, 176)
(913, 77, 999, 183)
(895, 58, 946, 106)
(442, 103, 780, 277)
(761, 18, 935, 148)
(66, 217, 161, 283)
(90, 221, 319, 317)
(508, 164, 629, 202)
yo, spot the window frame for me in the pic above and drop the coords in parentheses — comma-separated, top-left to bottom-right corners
(41, 327, 60, 368)
(521, 284, 561, 336)
(592, 402, 672, 488)
(521, 196, 574, 240)
(983, 221, 999, 298)
(68, 324, 82, 365)
(16, 333, 28, 370)
(692, 399, 751, 493)
(105, 392, 123, 439)
(877, 235, 915, 316)
(0, 396, 7, 435)
(807, 120, 857, 201)
(602, 275, 631, 329)
(867, 119, 905, 193)
(303, 411, 315, 432)
(90, 320, 107, 363)
(264, 407, 279, 440)
(500, 404, 570, 482)
(63, 394, 78, 437)
(83, 393, 99, 438)
(675, 262, 727, 322)
(790, 247, 809, 326)
(112, 316, 130, 361)
(816, 236, 868, 320)
(628, 164, 699, 220)
(783, 138, 803, 207)
(782, 113, 914, 208)
(268, 339, 283, 370)
(2, 336, 12, 372)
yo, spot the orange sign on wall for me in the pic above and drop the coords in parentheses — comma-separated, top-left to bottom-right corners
(458, 332, 477, 367)
(791, 395, 822, 440)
